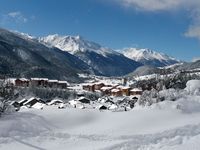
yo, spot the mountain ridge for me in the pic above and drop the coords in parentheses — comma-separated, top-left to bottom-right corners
(39, 34, 142, 76)
(121, 48, 179, 67)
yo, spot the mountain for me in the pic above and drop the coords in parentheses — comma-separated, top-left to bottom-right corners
(175, 60, 200, 71)
(121, 48, 179, 67)
(0, 28, 92, 82)
(126, 65, 161, 77)
(39, 35, 142, 76)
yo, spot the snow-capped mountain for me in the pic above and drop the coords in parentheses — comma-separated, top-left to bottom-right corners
(121, 48, 179, 67)
(39, 34, 117, 57)
(0, 28, 92, 82)
(39, 35, 142, 76)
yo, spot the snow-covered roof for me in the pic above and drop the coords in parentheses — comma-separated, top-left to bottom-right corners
(130, 88, 143, 92)
(17, 78, 29, 81)
(31, 78, 48, 81)
(94, 82, 104, 85)
(111, 89, 120, 92)
(100, 86, 113, 91)
(32, 102, 45, 109)
(117, 86, 131, 90)
(77, 96, 87, 101)
(82, 83, 95, 86)
(18, 98, 27, 103)
(58, 81, 68, 84)
(23, 97, 39, 105)
(48, 80, 58, 83)
(48, 99, 63, 105)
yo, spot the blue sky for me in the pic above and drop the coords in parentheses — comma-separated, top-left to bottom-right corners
(0, 0, 200, 61)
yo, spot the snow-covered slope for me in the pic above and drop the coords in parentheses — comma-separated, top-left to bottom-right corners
(39, 34, 117, 57)
(121, 48, 179, 67)
(1, 96, 200, 150)
(39, 35, 142, 76)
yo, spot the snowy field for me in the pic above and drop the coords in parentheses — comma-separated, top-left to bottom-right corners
(1, 95, 200, 150)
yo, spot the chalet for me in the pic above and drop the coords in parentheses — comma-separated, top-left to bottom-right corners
(98, 105, 107, 110)
(94, 82, 105, 90)
(23, 97, 40, 107)
(77, 96, 90, 104)
(111, 88, 122, 97)
(32, 102, 45, 110)
(117, 86, 131, 96)
(57, 81, 68, 89)
(30, 78, 48, 87)
(82, 83, 95, 92)
(10, 101, 20, 111)
(47, 80, 58, 88)
(100, 86, 113, 95)
(18, 98, 28, 106)
(15, 78, 29, 87)
(130, 88, 143, 96)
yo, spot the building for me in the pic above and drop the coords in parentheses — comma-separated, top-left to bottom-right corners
(47, 80, 58, 88)
(82, 83, 95, 92)
(57, 81, 68, 89)
(111, 88, 122, 97)
(23, 97, 40, 107)
(94, 82, 105, 90)
(30, 78, 48, 87)
(130, 88, 143, 96)
(100, 86, 113, 95)
(117, 86, 131, 96)
(15, 78, 29, 87)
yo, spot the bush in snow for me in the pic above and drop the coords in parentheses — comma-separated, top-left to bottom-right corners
(139, 90, 153, 106)
(0, 83, 15, 116)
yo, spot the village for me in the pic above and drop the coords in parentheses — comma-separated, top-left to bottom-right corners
(4, 77, 143, 112)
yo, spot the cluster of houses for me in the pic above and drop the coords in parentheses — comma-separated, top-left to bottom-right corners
(10, 94, 139, 112)
(5, 78, 68, 89)
(82, 82, 143, 97)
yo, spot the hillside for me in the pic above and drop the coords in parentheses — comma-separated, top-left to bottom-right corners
(0, 28, 91, 82)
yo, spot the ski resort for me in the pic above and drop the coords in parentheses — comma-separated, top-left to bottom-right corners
(1, 0, 200, 149)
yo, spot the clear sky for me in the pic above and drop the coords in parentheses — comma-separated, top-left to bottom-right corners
(0, 0, 200, 61)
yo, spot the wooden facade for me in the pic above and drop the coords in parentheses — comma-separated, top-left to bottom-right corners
(15, 78, 29, 87)
(130, 88, 143, 95)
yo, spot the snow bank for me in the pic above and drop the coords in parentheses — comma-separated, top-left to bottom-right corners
(185, 80, 200, 95)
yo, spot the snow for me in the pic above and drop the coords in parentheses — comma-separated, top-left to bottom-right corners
(23, 97, 38, 106)
(100, 86, 113, 91)
(111, 89, 120, 92)
(108, 104, 118, 110)
(48, 99, 63, 105)
(31, 102, 45, 110)
(130, 88, 143, 92)
(121, 48, 177, 62)
(1, 80, 200, 149)
(0, 95, 200, 150)
(48, 80, 58, 83)
(185, 80, 200, 95)
(39, 34, 120, 57)
(30, 78, 48, 81)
